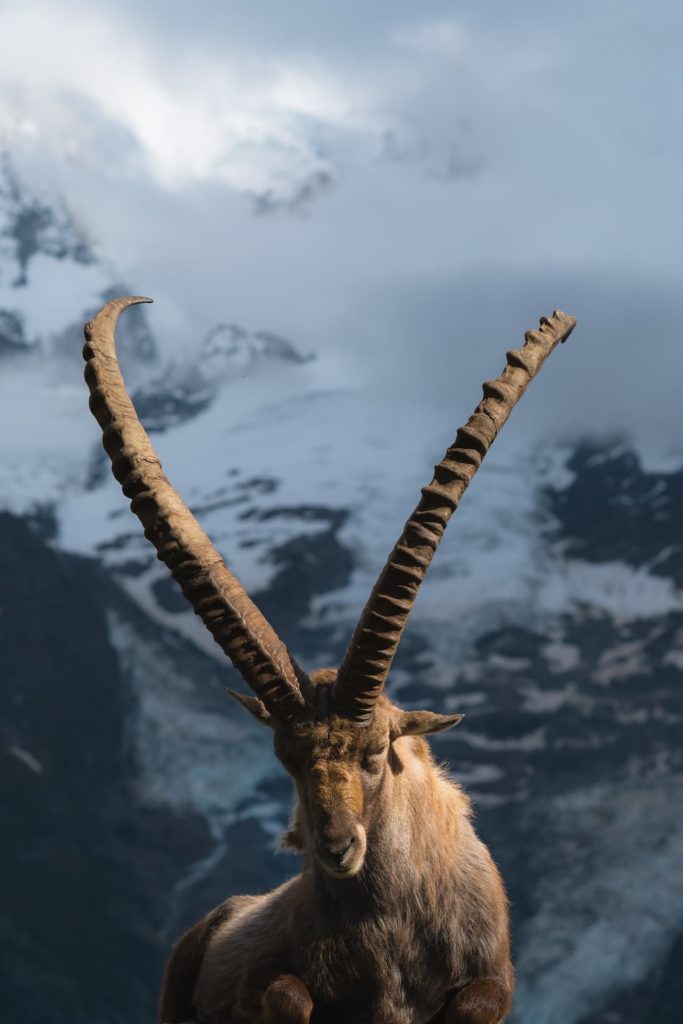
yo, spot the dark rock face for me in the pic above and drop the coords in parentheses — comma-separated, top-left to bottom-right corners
(0, 153, 94, 288)
(547, 440, 683, 585)
(0, 513, 211, 1024)
(252, 506, 353, 637)
(0, 308, 27, 352)
(579, 933, 683, 1024)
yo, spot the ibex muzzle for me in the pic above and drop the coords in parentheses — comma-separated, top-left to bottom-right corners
(276, 720, 370, 879)
(309, 759, 367, 877)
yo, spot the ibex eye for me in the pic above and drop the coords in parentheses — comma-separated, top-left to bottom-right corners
(362, 746, 387, 771)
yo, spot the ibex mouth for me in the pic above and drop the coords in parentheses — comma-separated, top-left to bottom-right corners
(319, 857, 364, 879)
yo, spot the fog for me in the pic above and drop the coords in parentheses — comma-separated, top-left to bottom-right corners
(0, 0, 681, 457)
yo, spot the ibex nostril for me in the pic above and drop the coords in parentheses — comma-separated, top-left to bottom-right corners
(325, 837, 354, 864)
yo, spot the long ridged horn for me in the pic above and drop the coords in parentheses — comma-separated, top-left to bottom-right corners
(334, 309, 577, 724)
(83, 296, 310, 723)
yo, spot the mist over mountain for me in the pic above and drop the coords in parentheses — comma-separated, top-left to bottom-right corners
(1, 3, 682, 1017)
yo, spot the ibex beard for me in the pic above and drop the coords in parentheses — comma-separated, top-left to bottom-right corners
(83, 297, 576, 1023)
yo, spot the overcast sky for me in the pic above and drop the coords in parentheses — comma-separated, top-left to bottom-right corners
(1, 0, 681, 461)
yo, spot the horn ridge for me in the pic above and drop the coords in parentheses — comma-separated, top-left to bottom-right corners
(83, 296, 310, 723)
(334, 309, 576, 725)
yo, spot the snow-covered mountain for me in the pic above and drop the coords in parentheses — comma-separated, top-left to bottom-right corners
(1, 152, 682, 1024)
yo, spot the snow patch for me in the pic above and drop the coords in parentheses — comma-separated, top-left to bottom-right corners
(107, 613, 281, 827)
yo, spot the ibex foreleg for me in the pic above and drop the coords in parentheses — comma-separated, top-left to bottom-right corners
(258, 975, 313, 1024)
(443, 978, 512, 1024)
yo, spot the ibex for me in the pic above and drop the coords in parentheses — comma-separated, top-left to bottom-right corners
(83, 298, 576, 1024)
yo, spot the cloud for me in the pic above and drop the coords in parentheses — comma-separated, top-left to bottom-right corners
(0, 0, 681, 471)
(0, 1, 552, 201)
(0, 1, 352, 198)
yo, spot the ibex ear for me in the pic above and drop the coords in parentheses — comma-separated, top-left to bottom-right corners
(391, 710, 464, 739)
(227, 689, 275, 729)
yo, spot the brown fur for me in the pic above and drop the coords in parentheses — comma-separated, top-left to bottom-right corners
(159, 681, 514, 1024)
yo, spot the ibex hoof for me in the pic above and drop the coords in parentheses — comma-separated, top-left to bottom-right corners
(444, 978, 512, 1024)
(261, 975, 313, 1024)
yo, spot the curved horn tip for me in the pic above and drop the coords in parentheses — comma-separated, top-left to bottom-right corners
(112, 294, 154, 309)
(84, 295, 153, 344)
(96, 295, 154, 319)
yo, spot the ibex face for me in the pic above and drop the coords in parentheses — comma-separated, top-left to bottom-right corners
(275, 703, 383, 878)
(234, 675, 463, 879)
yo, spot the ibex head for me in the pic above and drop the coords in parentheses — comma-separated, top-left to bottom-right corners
(83, 297, 574, 880)
(233, 671, 462, 878)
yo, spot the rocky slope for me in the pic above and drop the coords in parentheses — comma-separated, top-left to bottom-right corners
(1, 154, 682, 1024)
